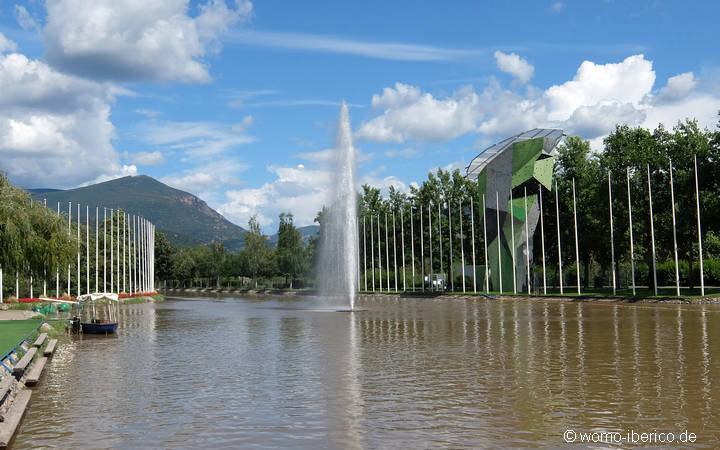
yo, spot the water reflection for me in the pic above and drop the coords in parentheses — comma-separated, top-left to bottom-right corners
(12, 295, 720, 448)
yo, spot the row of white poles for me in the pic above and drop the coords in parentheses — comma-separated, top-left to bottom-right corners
(358, 157, 705, 296)
(0, 202, 155, 303)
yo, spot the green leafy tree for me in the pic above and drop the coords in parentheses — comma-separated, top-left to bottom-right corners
(276, 213, 305, 288)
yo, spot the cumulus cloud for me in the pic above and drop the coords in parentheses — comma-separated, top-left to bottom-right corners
(494, 50, 534, 83)
(0, 37, 133, 188)
(0, 33, 17, 54)
(161, 159, 249, 202)
(356, 83, 481, 142)
(43, 0, 253, 83)
(358, 54, 718, 149)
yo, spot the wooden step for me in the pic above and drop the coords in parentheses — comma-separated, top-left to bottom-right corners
(11, 348, 36, 377)
(24, 357, 47, 387)
(0, 389, 31, 448)
(32, 333, 47, 348)
(0, 376, 14, 404)
(43, 339, 57, 357)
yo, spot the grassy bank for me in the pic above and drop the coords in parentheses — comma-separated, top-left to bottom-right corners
(0, 319, 43, 356)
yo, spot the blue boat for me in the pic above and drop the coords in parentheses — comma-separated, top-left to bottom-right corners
(81, 320, 118, 335)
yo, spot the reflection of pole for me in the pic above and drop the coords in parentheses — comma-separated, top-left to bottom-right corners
(669, 160, 680, 296)
(524, 187, 530, 295)
(393, 210, 398, 291)
(410, 205, 415, 291)
(420, 207, 424, 292)
(539, 183, 547, 295)
(448, 203, 454, 291)
(694, 155, 705, 296)
(370, 214, 375, 291)
(471, 197, 477, 293)
(460, 201, 465, 292)
(647, 165, 658, 296)
(496, 192, 502, 294)
(363, 216, 367, 291)
(608, 171, 616, 296)
(510, 192, 516, 294)
(483, 194, 489, 292)
(555, 180, 563, 295)
(572, 178, 580, 295)
(627, 168, 636, 296)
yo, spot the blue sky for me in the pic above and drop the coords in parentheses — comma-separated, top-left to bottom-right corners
(0, 0, 718, 232)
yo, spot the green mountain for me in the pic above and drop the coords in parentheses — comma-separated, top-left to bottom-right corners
(31, 175, 247, 251)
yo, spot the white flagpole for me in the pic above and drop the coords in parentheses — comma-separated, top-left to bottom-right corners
(497, 192, 502, 294)
(86, 205, 89, 295)
(357, 217, 361, 292)
(669, 159, 680, 296)
(56, 202, 60, 297)
(77, 203, 80, 297)
(572, 178, 580, 295)
(128, 214, 132, 295)
(103, 208, 107, 292)
(419, 207, 424, 292)
(438, 202, 443, 283)
(555, 180, 563, 295)
(401, 211, 406, 291)
(370, 213, 375, 291)
(448, 202, 453, 291)
(647, 165, 658, 296)
(627, 168, 636, 296)
(68, 202, 71, 296)
(95, 207, 98, 293)
(694, 155, 705, 296)
(539, 184, 547, 295)
(510, 192, 517, 295)
(393, 210, 398, 291)
(428, 205, 433, 276)
(471, 197, 477, 293)
(410, 205, 415, 291)
(117, 210, 120, 292)
(123, 213, 127, 294)
(111, 209, 114, 293)
(363, 216, 367, 291)
(460, 201, 465, 293)
(608, 171, 616, 295)
(378, 215, 382, 293)
(483, 194, 489, 292)
(524, 187, 530, 295)
(385, 213, 390, 291)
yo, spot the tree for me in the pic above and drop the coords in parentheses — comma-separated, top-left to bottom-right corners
(241, 215, 272, 288)
(154, 230, 175, 285)
(276, 213, 305, 288)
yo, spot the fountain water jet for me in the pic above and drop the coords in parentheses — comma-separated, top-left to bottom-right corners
(318, 102, 359, 311)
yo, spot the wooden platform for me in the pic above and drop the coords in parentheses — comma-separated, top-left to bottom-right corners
(43, 339, 57, 357)
(23, 357, 47, 387)
(0, 389, 31, 448)
(11, 348, 36, 377)
(32, 333, 47, 348)
(0, 376, 13, 405)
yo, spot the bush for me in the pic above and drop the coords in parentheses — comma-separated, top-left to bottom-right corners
(657, 260, 690, 286)
(690, 259, 720, 286)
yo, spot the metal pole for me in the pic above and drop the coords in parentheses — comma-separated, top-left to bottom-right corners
(420, 207, 424, 292)
(510, 191, 517, 295)
(428, 205, 433, 275)
(448, 202, 454, 291)
(117, 209, 120, 293)
(410, 204, 415, 291)
(68, 202, 71, 296)
(471, 197, 477, 293)
(77, 203, 80, 297)
(483, 194, 489, 292)
(524, 187, 530, 295)
(497, 192, 502, 294)
(460, 201, 465, 292)
(385, 213, 390, 291)
(56, 202, 60, 297)
(401, 211, 406, 291)
(539, 184, 547, 295)
(95, 207, 98, 293)
(647, 165, 658, 296)
(393, 210, 398, 291)
(694, 155, 705, 296)
(111, 209, 114, 293)
(378, 215, 382, 293)
(627, 168, 636, 296)
(128, 214, 133, 295)
(86, 205, 89, 295)
(669, 160, 680, 296)
(103, 208, 107, 292)
(370, 213, 375, 291)
(572, 178, 580, 295)
(608, 171, 616, 296)
(438, 202, 443, 281)
(123, 213, 127, 294)
(555, 180, 563, 295)
(363, 216, 367, 291)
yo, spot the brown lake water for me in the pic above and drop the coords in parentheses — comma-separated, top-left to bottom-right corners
(11, 294, 720, 448)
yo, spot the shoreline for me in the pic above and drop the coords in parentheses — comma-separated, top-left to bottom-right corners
(161, 288, 720, 304)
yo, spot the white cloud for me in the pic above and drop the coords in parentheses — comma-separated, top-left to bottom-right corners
(231, 115, 254, 132)
(129, 151, 165, 166)
(43, 0, 253, 83)
(494, 50, 534, 83)
(358, 55, 718, 149)
(137, 119, 255, 158)
(296, 148, 373, 164)
(551, 2, 566, 13)
(0, 41, 131, 188)
(384, 147, 418, 158)
(226, 29, 480, 61)
(0, 33, 18, 54)
(356, 83, 482, 142)
(14, 5, 40, 32)
(655, 72, 697, 103)
(161, 159, 249, 201)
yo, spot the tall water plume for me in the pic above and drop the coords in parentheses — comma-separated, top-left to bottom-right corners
(318, 102, 358, 310)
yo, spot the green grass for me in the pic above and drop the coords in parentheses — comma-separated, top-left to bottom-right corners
(0, 319, 43, 356)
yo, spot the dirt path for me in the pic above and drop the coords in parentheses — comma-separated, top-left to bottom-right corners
(0, 310, 43, 320)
